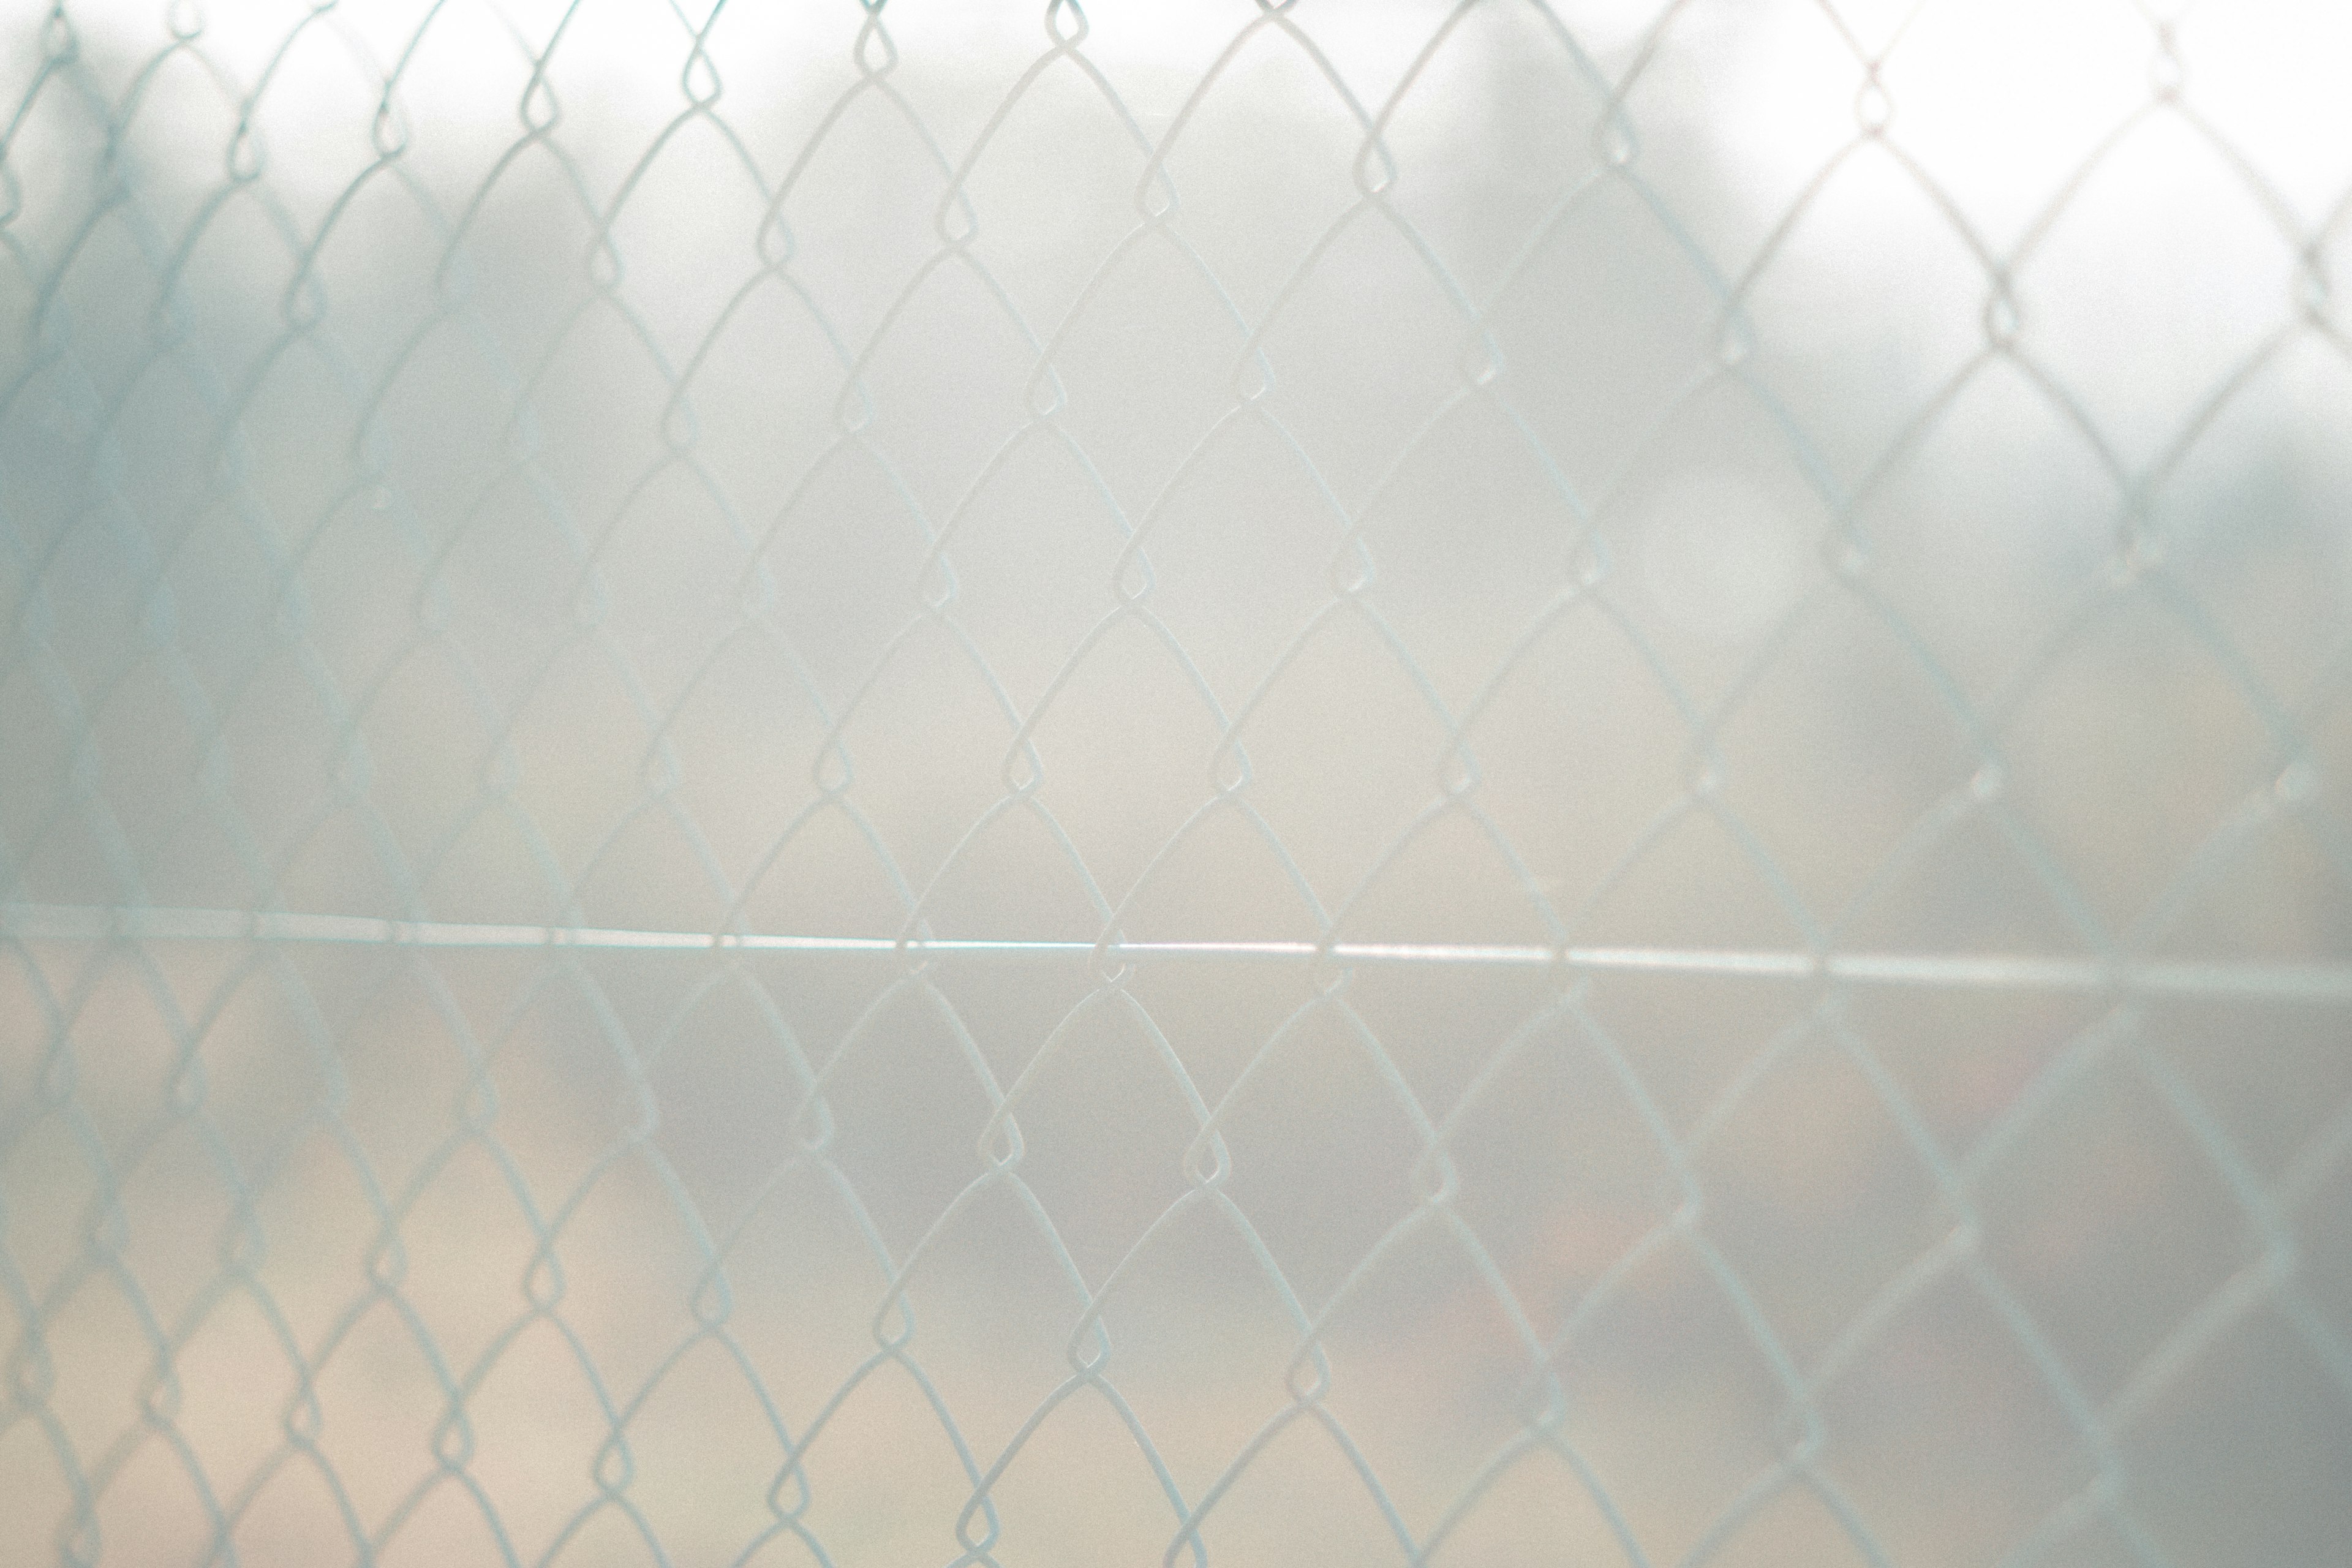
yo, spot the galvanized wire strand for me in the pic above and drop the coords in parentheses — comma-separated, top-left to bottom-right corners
(7, 901, 2352, 1003)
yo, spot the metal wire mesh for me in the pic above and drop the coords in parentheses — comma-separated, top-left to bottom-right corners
(2, 1, 2350, 1564)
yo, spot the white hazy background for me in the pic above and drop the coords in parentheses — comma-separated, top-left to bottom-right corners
(2, 1, 2351, 1566)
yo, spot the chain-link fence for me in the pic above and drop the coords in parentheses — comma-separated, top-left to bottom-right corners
(3, 1, 2350, 1564)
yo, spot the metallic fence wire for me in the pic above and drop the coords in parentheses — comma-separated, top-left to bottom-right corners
(2, 2, 2350, 1566)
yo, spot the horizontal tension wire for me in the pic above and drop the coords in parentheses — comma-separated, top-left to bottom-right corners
(3, 903, 2349, 1005)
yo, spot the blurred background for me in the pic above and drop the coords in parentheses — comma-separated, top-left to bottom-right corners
(2, 0, 2350, 1564)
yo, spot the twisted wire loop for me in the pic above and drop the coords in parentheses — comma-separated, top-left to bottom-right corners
(2, 2, 2350, 1566)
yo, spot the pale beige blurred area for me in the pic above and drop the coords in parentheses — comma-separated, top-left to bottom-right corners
(3, 1, 2351, 1566)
